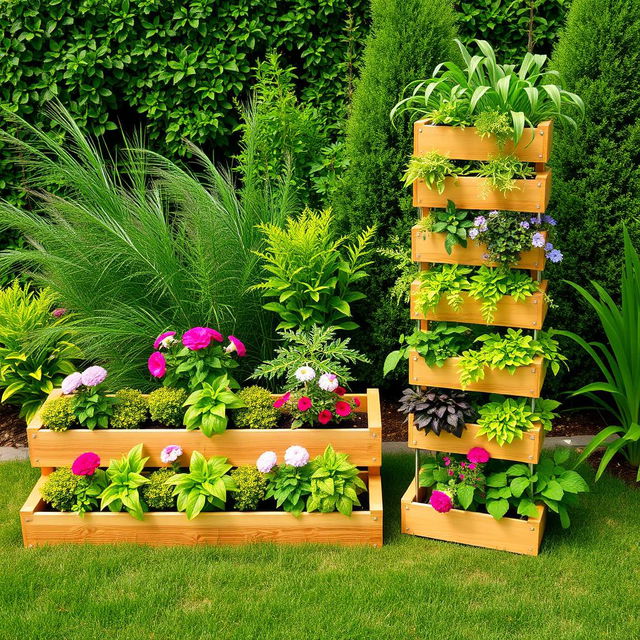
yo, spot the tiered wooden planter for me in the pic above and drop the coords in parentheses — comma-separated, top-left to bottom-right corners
(402, 120, 556, 555)
(21, 389, 383, 548)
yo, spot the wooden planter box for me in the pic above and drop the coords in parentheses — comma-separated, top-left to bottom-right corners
(410, 279, 548, 329)
(413, 120, 553, 163)
(411, 227, 547, 271)
(413, 172, 552, 213)
(21, 472, 383, 548)
(27, 389, 382, 469)
(409, 353, 545, 398)
(407, 415, 544, 463)
(401, 484, 546, 555)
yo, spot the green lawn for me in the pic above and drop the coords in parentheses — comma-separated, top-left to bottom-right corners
(0, 453, 637, 640)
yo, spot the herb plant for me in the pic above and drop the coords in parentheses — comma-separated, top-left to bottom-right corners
(420, 200, 475, 254)
(473, 110, 513, 148)
(307, 445, 366, 516)
(415, 264, 472, 315)
(398, 387, 475, 437)
(99, 444, 149, 520)
(264, 462, 313, 517)
(403, 152, 464, 194)
(474, 155, 534, 195)
(167, 451, 236, 520)
(183, 375, 245, 437)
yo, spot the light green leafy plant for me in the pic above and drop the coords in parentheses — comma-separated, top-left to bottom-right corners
(232, 386, 279, 430)
(167, 451, 236, 520)
(403, 152, 464, 194)
(41, 396, 77, 432)
(474, 155, 534, 195)
(264, 462, 313, 517)
(253, 208, 375, 331)
(473, 110, 513, 148)
(307, 445, 367, 516)
(231, 465, 268, 511)
(99, 444, 149, 520)
(377, 236, 417, 305)
(72, 386, 116, 431)
(420, 200, 475, 254)
(183, 375, 245, 437)
(110, 388, 148, 429)
(147, 387, 187, 427)
(415, 264, 472, 315)
(141, 468, 176, 511)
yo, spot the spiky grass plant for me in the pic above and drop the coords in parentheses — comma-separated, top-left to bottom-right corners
(0, 104, 297, 388)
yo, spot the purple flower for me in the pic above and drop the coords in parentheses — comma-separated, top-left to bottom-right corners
(520, 221, 530, 229)
(160, 445, 183, 464)
(61, 372, 83, 395)
(543, 215, 557, 226)
(544, 242, 554, 252)
(52, 308, 67, 318)
(468, 228, 479, 240)
(81, 366, 108, 387)
(482, 253, 490, 261)
(547, 249, 564, 263)
(530, 216, 541, 226)
(284, 445, 310, 468)
(256, 451, 278, 473)
(531, 232, 545, 248)
(488, 210, 499, 217)
(473, 215, 486, 228)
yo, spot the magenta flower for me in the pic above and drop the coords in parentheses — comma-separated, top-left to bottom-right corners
(335, 400, 352, 417)
(256, 451, 277, 473)
(71, 452, 100, 476)
(318, 410, 333, 425)
(225, 335, 247, 357)
(429, 490, 453, 513)
(52, 308, 67, 318)
(182, 327, 222, 350)
(284, 445, 310, 468)
(448, 470, 454, 476)
(467, 447, 491, 464)
(160, 444, 183, 464)
(61, 372, 83, 395)
(353, 397, 360, 408)
(273, 392, 291, 409)
(468, 463, 477, 470)
(81, 366, 108, 387)
(297, 396, 312, 412)
(443, 457, 451, 467)
(154, 331, 176, 349)
(148, 351, 166, 378)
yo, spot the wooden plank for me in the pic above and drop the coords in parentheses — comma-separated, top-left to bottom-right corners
(28, 391, 381, 469)
(410, 279, 548, 329)
(414, 120, 553, 163)
(411, 227, 547, 271)
(21, 472, 383, 548)
(407, 415, 544, 463)
(409, 354, 545, 398)
(413, 172, 552, 213)
(401, 483, 545, 556)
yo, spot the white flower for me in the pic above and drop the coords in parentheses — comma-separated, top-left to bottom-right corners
(284, 445, 310, 468)
(160, 445, 183, 464)
(294, 366, 315, 383)
(318, 373, 339, 392)
(256, 451, 278, 473)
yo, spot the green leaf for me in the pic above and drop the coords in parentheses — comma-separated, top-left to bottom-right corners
(457, 484, 475, 509)
(486, 498, 509, 520)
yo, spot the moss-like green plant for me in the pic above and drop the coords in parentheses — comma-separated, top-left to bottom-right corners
(40, 468, 85, 511)
(147, 387, 187, 427)
(475, 155, 534, 195)
(473, 110, 513, 149)
(233, 386, 279, 430)
(141, 469, 176, 511)
(111, 388, 148, 429)
(231, 465, 268, 511)
(403, 151, 463, 193)
(41, 396, 77, 432)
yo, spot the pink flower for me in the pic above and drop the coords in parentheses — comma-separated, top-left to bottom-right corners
(460, 462, 466, 468)
(318, 410, 333, 425)
(71, 452, 100, 476)
(297, 396, 312, 412)
(154, 331, 176, 349)
(429, 490, 453, 513)
(335, 400, 352, 417)
(81, 366, 108, 387)
(459, 474, 465, 480)
(443, 457, 451, 467)
(284, 445, 310, 468)
(467, 447, 491, 464)
(468, 463, 476, 470)
(225, 335, 246, 357)
(334, 386, 346, 396)
(256, 451, 277, 473)
(61, 372, 83, 395)
(353, 397, 361, 408)
(448, 470, 454, 476)
(273, 392, 291, 409)
(160, 445, 182, 464)
(182, 327, 222, 350)
(148, 351, 166, 378)
(52, 308, 67, 318)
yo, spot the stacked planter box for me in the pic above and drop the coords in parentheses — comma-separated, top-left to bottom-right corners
(401, 119, 554, 556)
(21, 389, 383, 548)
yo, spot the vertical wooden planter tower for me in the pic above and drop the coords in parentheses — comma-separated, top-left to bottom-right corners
(401, 120, 554, 555)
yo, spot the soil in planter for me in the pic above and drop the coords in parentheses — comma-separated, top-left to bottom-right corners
(0, 404, 27, 447)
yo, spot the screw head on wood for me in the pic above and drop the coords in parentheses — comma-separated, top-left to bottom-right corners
(530, 527, 536, 531)
(373, 516, 378, 521)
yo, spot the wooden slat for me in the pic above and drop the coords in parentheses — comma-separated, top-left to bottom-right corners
(410, 279, 548, 329)
(411, 227, 547, 271)
(21, 472, 383, 548)
(401, 483, 545, 556)
(414, 120, 553, 163)
(409, 354, 545, 398)
(407, 415, 544, 463)
(413, 172, 552, 213)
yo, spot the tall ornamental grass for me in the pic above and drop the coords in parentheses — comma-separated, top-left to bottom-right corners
(0, 104, 297, 388)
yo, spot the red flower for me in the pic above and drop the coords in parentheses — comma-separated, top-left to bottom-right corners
(335, 400, 352, 417)
(297, 396, 312, 412)
(148, 351, 166, 378)
(354, 397, 361, 408)
(318, 410, 333, 425)
(273, 392, 291, 409)
(334, 386, 346, 396)
(71, 452, 100, 476)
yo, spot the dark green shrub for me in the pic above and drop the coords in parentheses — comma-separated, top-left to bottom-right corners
(40, 468, 86, 511)
(332, 0, 458, 387)
(547, 0, 640, 394)
(111, 388, 148, 429)
(233, 386, 279, 430)
(231, 465, 268, 511)
(147, 388, 188, 427)
(41, 396, 76, 433)
(141, 469, 176, 511)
